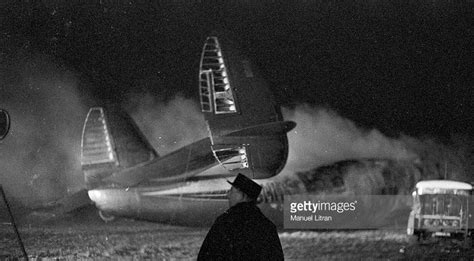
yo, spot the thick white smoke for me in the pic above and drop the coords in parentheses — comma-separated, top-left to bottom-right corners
(127, 95, 208, 155)
(280, 105, 417, 175)
(0, 53, 87, 206)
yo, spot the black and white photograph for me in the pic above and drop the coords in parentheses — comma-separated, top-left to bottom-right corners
(0, 0, 473, 259)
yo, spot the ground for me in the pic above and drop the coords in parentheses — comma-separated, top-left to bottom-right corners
(1, 210, 473, 260)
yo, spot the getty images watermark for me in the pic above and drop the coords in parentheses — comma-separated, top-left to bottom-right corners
(289, 200, 358, 222)
(284, 195, 414, 229)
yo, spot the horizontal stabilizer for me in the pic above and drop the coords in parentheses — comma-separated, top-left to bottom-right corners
(226, 121, 296, 137)
(103, 137, 221, 187)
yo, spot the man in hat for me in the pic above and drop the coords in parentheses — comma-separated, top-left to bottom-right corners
(198, 173, 284, 260)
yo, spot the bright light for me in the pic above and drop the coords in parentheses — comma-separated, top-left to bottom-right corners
(88, 190, 104, 201)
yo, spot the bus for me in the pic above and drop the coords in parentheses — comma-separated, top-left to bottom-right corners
(407, 180, 473, 241)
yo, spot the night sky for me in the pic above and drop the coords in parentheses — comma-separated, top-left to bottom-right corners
(0, 0, 473, 205)
(2, 0, 472, 138)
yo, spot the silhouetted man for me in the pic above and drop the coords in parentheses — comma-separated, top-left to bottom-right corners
(198, 173, 284, 260)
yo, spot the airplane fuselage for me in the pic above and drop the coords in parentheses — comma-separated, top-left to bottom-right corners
(88, 177, 284, 227)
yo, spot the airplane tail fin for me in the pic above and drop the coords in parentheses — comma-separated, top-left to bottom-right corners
(81, 106, 158, 189)
(198, 32, 295, 179)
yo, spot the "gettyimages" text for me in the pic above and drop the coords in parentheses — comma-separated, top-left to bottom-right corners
(289, 200, 358, 214)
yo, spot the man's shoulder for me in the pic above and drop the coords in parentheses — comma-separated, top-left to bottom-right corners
(213, 210, 234, 225)
(215, 203, 277, 227)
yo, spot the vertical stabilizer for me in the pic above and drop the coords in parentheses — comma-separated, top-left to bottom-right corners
(199, 33, 283, 135)
(198, 32, 295, 179)
(81, 107, 158, 188)
(81, 107, 118, 167)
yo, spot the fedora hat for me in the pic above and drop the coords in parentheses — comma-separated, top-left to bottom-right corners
(227, 173, 262, 200)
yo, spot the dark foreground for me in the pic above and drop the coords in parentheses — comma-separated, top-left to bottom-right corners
(1, 211, 473, 260)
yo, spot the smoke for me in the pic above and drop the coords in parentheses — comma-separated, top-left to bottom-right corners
(401, 135, 473, 182)
(126, 94, 208, 155)
(280, 105, 417, 174)
(273, 105, 472, 197)
(127, 100, 419, 182)
(0, 52, 87, 206)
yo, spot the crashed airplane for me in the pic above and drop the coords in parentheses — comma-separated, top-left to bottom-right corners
(80, 32, 296, 226)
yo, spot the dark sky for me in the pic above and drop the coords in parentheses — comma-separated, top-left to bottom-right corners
(1, 0, 472, 139)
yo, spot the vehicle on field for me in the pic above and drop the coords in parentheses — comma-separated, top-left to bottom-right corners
(407, 180, 473, 241)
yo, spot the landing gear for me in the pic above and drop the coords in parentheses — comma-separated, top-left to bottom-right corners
(98, 210, 115, 222)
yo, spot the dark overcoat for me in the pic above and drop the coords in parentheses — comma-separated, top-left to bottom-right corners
(198, 202, 284, 260)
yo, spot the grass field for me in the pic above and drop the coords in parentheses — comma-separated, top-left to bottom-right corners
(1, 212, 473, 260)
